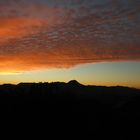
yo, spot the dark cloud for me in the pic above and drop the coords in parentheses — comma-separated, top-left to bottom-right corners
(0, 0, 140, 72)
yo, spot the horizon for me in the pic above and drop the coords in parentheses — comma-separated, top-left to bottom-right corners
(0, 77, 140, 90)
(0, 62, 140, 89)
(0, 80, 139, 90)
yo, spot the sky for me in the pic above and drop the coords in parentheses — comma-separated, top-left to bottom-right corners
(0, 0, 140, 88)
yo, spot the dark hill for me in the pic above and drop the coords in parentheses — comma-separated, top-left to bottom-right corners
(0, 81, 140, 139)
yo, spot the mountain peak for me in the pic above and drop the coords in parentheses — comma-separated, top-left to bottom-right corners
(68, 80, 82, 86)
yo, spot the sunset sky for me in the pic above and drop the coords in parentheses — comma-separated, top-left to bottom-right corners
(0, 0, 140, 88)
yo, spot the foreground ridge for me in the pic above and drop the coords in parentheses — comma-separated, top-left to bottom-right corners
(0, 80, 140, 138)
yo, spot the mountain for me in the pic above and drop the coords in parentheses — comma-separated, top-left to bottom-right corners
(0, 81, 140, 139)
(67, 80, 83, 86)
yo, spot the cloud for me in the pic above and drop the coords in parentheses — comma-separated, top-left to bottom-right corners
(0, 0, 140, 72)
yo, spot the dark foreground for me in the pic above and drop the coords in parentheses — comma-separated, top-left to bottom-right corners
(0, 80, 140, 139)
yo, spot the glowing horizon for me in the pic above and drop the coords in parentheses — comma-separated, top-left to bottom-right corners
(0, 62, 139, 89)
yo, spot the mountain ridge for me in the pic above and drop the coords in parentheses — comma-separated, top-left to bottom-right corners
(0, 80, 139, 90)
(0, 80, 140, 138)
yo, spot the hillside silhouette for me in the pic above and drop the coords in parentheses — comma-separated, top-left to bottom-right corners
(0, 80, 140, 138)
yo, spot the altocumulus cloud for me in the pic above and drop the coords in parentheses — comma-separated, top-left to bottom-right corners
(0, 0, 140, 72)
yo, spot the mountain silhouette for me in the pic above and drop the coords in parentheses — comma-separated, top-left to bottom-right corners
(0, 80, 140, 139)
(68, 80, 82, 86)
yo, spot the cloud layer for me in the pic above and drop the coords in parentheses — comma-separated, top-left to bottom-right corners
(0, 0, 140, 72)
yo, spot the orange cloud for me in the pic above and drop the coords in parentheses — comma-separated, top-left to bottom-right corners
(0, 17, 47, 44)
(0, 0, 140, 73)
